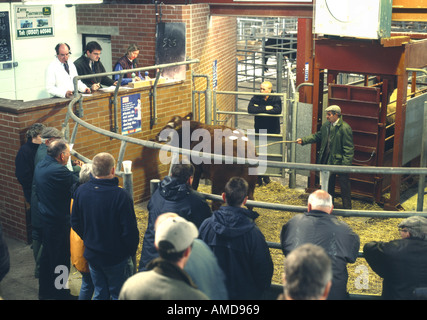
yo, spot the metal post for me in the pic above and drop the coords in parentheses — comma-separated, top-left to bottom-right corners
(70, 122, 79, 145)
(281, 92, 287, 178)
(112, 74, 124, 133)
(262, 37, 267, 79)
(276, 51, 283, 92)
(192, 71, 196, 117)
(205, 76, 212, 125)
(289, 82, 313, 188)
(235, 57, 239, 128)
(417, 101, 427, 211)
(150, 179, 161, 195)
(150, 70, 162, 128)
(117, 140, 127, 171)
(123, 173, 133, 201)
(320, 170, 330, 191)
(213, 90, 217, 125)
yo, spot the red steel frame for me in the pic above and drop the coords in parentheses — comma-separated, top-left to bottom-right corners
(311, 38, 427, 209)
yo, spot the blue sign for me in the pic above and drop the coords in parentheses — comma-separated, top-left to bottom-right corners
(304, 62, 309, 82)
(121, 93, 141, 135)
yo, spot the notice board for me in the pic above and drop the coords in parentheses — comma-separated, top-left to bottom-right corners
(155, 22, 186, 80)
(0, 11, 12, 62)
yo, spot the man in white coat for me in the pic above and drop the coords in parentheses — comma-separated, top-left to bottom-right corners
(45, 43, 90, 98)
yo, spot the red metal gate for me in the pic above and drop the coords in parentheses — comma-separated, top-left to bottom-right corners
(329, 83, 388, 202)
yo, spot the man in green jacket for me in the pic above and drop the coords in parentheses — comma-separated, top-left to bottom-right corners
(297, 105, 354, 209)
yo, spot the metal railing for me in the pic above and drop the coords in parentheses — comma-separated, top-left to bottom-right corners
(67, 59, 200, 134)
(66, 85, 427, 208)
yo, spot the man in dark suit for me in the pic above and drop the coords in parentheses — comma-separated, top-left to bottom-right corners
(138, 163, 212, 272)
(74, 41, 116, 91)
(34, 139, 81, 299)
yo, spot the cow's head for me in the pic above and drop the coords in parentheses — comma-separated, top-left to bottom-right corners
(156, 112, 193, 142)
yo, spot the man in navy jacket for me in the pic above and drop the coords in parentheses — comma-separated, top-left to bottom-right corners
(71, 152, 139, 300)
(34, 139, 81, 299)
(138, 163, 211, 271)
(15, 123, 45, 203)
(199, 177, 273, 300)
(247, 81, 282, 134)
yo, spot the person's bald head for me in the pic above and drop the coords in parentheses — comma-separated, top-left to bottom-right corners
(307, 190, 333, 214)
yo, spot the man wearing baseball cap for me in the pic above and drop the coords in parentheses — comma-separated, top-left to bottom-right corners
(119, 215, 209, 300)
(297, 105, 354, 209)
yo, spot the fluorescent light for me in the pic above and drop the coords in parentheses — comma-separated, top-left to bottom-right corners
(22, 0, 103, 5)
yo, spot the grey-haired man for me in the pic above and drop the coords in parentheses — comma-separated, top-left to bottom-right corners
(30, 127, 64, 278)
(364, 216, 427, 300)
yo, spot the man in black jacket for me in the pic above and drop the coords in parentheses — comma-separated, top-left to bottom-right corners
(74, 41, 116, 91)
(364, 216, 427, 300)
(71, 152, 139, 300)
(15, 123, 45, 204)
(138, 163, 212, 271)
(280, 189, 360, 300)
(247, 81, 282, 134)
(34, 139, 81, 299)
(248, 81, 282, 185)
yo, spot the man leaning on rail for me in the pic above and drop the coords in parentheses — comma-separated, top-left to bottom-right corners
(280, 189, 360, 300)
(45, 43, 90, 98)
(364, 216, 427, 300)
(74, 41, 117, 92)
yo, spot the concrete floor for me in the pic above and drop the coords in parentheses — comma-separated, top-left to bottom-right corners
(0, 236, 84, 300)
(0, 236, 39, 300)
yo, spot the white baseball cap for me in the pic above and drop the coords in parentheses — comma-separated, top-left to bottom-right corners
(155, 216, 199, 253)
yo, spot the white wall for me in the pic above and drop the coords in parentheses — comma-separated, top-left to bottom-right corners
(0, 3, 83, 101)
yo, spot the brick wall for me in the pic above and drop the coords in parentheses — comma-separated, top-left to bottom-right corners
(2, 3, 237, 242)
(76, 3, 237, 124)
(0, 106, 27, 242)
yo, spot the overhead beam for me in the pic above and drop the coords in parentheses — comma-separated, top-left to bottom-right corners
(207, 3, 313, 17)
(197, 0, 427, 21)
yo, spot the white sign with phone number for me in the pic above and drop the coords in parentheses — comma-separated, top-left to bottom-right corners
(15, 5, 54, 39)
